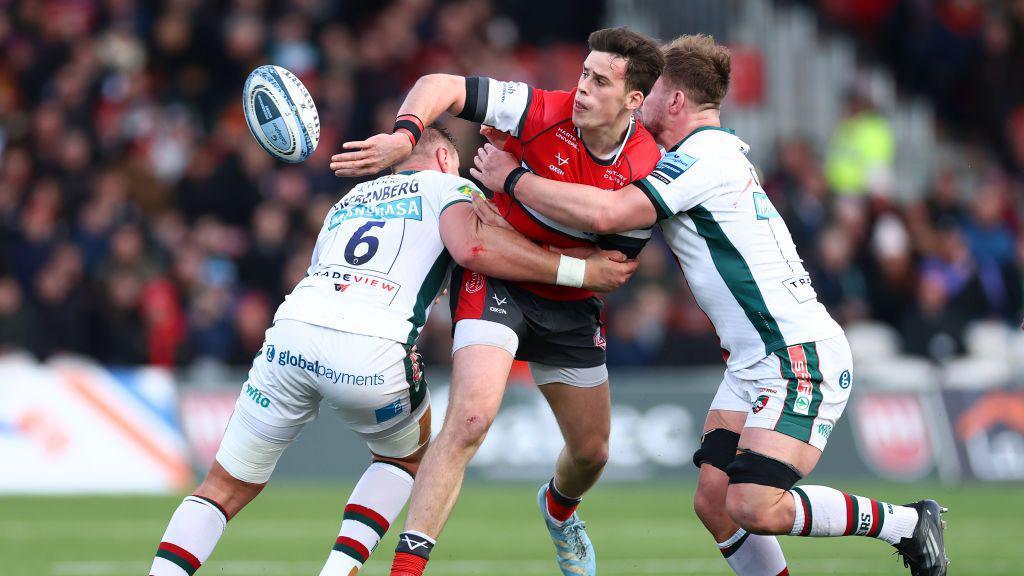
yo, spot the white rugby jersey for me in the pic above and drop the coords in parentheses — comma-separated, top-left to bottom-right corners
(274, 170, 475, 344)
(634, 127, 843, 370)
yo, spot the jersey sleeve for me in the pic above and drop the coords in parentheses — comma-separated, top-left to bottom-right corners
(438, 176, 479, 214)
(456, 77, 533, 138)
(632, 151, 708, 220)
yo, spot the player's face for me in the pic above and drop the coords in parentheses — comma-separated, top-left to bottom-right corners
(574, 51, 641, 129)
(640, 77, 670, 137)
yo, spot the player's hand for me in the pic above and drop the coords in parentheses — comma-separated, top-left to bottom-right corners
(469, 143, 519, 192)
(470, 192, 514, 230)
(582, 250, 638, 292)
(330, 133, 413, 177)
(480, 125, 510, 149)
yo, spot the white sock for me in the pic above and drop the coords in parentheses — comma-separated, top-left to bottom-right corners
(789, 486, 918, 544)
(319, 461, 415, 575)
(717, 528, 789, 576)
(149, 496, 229, 576)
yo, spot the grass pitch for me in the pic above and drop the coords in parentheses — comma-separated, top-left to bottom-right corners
(1, 481, 1019, 575)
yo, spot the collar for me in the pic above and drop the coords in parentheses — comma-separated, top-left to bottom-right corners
(669, 126, 735, 152)
(395, 170, 418, 175)
(577, 114, 636, 166)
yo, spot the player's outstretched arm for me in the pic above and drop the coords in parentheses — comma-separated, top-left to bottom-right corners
(439, 202, 637, 293)
(331, 74, 469, 177)
(470, 144, 658, 234)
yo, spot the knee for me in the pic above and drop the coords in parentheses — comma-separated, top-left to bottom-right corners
(725, 487, 788, 534)
(692, 485, 721, 524)
(443, 410, 495, 451)
(568, 439, 609, 473)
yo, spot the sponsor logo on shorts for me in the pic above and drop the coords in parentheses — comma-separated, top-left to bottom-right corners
(245, 383, 271, 408)
(752, 394, 770, 414)
(817, 422, 833, 439)
(794, 381, 814, 416)
(271, 349, 384, 386)
(465, 272, 484, 294)
(839, 369, 852, 389)
(489, 293, 507, 315)
(374, 398, 405, 423)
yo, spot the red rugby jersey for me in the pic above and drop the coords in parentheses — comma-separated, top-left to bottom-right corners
(458, 77, 662, 300)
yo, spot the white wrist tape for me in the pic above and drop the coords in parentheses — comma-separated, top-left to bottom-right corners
(555, 255, 586, 288)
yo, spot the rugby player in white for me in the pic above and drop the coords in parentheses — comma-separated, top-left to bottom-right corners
(145, 126, 636, 576)
(472, 35, 949, 576)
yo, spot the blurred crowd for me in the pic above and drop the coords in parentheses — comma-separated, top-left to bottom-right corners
(809, 0, 1024, 176)
(0, 0, 1020, 370)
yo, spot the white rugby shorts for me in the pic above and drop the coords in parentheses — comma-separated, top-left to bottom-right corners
(709, 334, 853, 451)
(215, 320, 429, 483)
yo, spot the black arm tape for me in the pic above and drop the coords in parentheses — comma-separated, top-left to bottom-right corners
(393, 119, 422, 145)
(456, 77, 489, 122)
(504, 167, 528, 198)
(725, 449, 803, 490)
(692, 428, 740, 472)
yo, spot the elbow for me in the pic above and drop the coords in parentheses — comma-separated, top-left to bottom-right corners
(450, 242, 485, 270)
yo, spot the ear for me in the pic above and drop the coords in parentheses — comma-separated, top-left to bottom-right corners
(625, 89, 644, 111)
(670, 89, 686, 114)
(435, 146, 448, 171)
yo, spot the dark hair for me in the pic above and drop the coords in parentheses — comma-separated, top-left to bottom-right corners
(662, 34, 731, 108)
(587, 27, 665, 96)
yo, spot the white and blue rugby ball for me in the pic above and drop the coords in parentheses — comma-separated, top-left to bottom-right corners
(242, 65, 320, 163)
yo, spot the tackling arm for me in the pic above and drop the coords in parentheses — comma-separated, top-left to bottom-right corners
(469, 144, 659, 234)
(438, 202, 637, 293)
(330, 74, 471, 177)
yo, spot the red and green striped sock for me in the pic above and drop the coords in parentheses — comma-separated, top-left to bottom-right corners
(320, 461, 414, 574)
(789, 486, 918, 544)
(149, 495, 229, 576)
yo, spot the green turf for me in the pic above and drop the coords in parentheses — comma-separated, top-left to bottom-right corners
(0, 481, 1018, 575)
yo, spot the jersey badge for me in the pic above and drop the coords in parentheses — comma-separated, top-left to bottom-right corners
(649, 152, 697, 184)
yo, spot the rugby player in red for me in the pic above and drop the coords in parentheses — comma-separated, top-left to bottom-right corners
(331, 27, 664, 576)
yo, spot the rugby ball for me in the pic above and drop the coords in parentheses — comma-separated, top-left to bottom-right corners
(242, 65, 320, 163)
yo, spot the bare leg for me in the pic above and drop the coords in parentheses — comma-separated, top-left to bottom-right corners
(400, 344, 514, 537)
(539, 381, 610, 498)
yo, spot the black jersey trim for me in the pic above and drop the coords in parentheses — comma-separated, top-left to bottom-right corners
(596, 233, 651, 259)
(635, 178, 672, 221)
(457, 77, 489, 123)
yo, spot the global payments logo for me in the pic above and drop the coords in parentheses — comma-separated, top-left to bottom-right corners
(273, 347, 384, 386)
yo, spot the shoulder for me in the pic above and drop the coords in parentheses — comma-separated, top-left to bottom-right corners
(622, 122, 664, 174)
(525, 88, 574, 125)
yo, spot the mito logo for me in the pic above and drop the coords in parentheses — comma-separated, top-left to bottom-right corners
(245, 383, 271, 409)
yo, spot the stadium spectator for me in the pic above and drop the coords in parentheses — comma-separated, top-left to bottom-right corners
(0, 0, 1020, 371)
